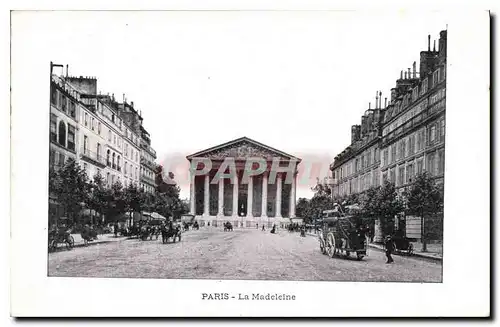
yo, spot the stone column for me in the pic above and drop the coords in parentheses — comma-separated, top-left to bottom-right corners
(217, 178, 224, 217)
(203, 175, 209, 216)
(247, 176, 253, 218)
(261, 173, 268, 218)
(275, 173, 282, 218)
(289, 172, 296, 218)
(189, 171, 195, 215)
(232, 172, 239, 218)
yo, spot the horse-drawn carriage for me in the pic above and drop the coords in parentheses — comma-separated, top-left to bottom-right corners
(223, 221, 233, 232)
(48, 227, 75, 251)
(160, 223, 182, 243)
(318, 207, 367, 260)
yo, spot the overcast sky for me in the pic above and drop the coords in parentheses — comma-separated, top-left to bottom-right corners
(13, 11, 447, 199)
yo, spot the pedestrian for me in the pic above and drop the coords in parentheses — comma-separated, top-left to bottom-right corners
(385, 235, 395, 264)
(256, 223, 258, 229)
(262, 225, 265, 231)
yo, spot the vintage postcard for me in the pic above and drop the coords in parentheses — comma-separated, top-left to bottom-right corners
(9, 9, 490, 317)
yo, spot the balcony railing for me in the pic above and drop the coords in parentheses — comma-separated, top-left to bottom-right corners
(80, 149, 106, 167)
(140, 157, 157, 170)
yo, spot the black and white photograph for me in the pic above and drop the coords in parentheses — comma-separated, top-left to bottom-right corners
(9, 8, 490, 317)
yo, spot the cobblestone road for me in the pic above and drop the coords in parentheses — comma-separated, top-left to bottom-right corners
(48, 228, 442, 282)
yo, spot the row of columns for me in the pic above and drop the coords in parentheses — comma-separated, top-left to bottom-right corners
(190, 172, 297, 218)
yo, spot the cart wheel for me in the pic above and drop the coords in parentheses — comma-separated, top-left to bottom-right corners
(327, 233, 336, 258)
(408, 244, 414, 256)
(319, 239, 325, 254)
(356, 253, 364, 260)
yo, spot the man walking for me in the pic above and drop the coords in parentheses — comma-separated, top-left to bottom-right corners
(385, 235, 395, 264)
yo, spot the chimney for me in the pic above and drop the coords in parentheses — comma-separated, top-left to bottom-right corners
(413, 61, 417, 78)
(408, 68, 411, 79)
(385, 97, 388, 108)
(379, 91, 383, 108)
(433, 40, 436, 52)
(428, 34, 431, 51)
(404, 71, 407, 79)
(123, 93, 125, 103)
(400, 70, 403, 79)
(131, 101, 134, 107)
(375, 92, 379, 109)
(66, 65, 68, 77)
(369, 102, 371, 109)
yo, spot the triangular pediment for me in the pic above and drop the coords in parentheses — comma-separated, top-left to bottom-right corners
(186, 137, 300, 161)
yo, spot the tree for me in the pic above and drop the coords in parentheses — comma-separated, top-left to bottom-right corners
(371, 181, 404, 238)
(107, 181, 126, 223)
(49, 158, 90, 226)
(88, 172, 110, 225)
(404, 172, 444, 252)
(124, 183, 146, 224)
(295, 198, 310, 219)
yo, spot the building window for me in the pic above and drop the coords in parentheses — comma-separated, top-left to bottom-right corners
(117, 156, 121, 171)
(135, 151, 138, 163)
(58, 153, 66, 167)
(50, 114, 57, 142)
(58, 121, 66, 147)
(98, 122, 101, 135)
(383, 149, 389, 166)
(69, 101, 76, 118)
(438, 150, 445, 175)
(51, 88, 58, 106)
(91, 118, 95, 131)
(111, 175, 115, 185)
(441, 119, 445, 138)
(114, 135, 117, 145)
(427, 154, 435, 176)
(124, 162, 128, 174)
(97, 143, 101, 161)
(412, 87, 419, 101)
(391, 145, 396, 163)
(125, 144, 128, 158)
(84, 113, 88, 127)
(417, 159, 423, 175)
(389, 169, 396, 183)
(430, 125, 436, 143)
(398, 166, 405, 186)
(420, 78, 428, 95)
(107, 150, 111, 166)
(49, 150, 56, 167)
(401, 139, 406, 159)
(68, 125, 75, 151)
(83, 135, 88, 154)
(108, 130, 112, 142)
(406, 164, 413, 184)
(432, 69, 440, 88)
(59, 93, 67, 112)
(107, 172, 110, 185)
(112, 153, 116, 169)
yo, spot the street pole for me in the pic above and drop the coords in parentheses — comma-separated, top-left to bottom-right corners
(421, 214, 427, 252)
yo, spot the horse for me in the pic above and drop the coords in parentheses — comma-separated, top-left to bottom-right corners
(223, 222, 233, 232)
(161, 224, 181, 244)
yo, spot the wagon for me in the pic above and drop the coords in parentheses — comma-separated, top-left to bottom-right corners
(318, 208, 367, 260)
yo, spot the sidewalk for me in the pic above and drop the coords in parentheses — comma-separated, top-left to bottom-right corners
(71, 233, 127, 248)
(368, 243, 442, 261)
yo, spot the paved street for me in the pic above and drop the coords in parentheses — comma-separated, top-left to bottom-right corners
(48, 228, 442, 282)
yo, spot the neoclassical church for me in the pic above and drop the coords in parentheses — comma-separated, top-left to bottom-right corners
(186, 137, 301, 228)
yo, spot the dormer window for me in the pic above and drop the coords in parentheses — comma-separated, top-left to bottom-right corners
(432, 69, 440, 88)
(412, 87, 419, 101)
(420, 78, 428, 95)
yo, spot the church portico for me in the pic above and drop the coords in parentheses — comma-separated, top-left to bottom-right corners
(186, 137, 301, 228)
